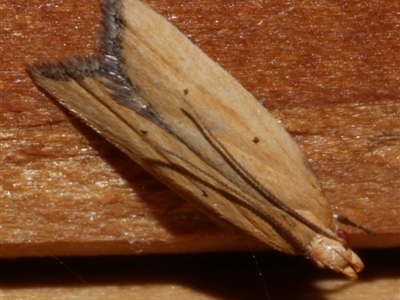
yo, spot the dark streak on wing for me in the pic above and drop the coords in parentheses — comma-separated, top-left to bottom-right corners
(29, 0, 172, 134)
(99, 0, 170, 130)
(28, 57, 100, 81)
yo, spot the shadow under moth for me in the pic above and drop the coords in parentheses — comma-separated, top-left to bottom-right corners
(29, 0, 365, 279)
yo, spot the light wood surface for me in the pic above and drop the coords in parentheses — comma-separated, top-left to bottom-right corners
(1, 0, 399, 298)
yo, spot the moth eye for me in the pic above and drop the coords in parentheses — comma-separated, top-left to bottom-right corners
(336, 228, 350, 244)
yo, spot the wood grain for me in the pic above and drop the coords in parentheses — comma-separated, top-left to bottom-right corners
(1, 0, 399, 258)
(1, 0, 399, 299)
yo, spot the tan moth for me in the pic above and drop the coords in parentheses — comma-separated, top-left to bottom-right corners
(29, 0, 364, 279)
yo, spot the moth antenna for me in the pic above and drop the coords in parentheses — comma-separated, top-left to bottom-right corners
(333, 214, 376, 235)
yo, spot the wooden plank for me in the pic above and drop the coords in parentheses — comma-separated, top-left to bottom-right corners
(1, 0, 399, 259)
(1, 0, 399, 299)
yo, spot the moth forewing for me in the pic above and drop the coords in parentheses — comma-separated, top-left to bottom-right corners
(120, 0, 339, 246)
(29, 0, 364, 279)
(121, 0, 333, 221)
(31, 64, 283, 245)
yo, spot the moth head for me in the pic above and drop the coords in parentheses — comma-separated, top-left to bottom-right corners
(308, 233, 364, 280)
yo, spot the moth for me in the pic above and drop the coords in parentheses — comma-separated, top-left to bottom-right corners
(29, 0, 364, 279)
